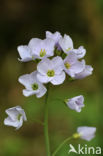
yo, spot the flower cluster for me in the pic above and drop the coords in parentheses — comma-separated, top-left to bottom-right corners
(3, 31, 96, 143)
(17, 31, 93, 98)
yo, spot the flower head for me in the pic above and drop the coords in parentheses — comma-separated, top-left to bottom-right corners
(64, 52, 85, 77)
(28, 38, 55, 59)
(77, 126, 96, 141)
(37, 56, 66, 85)
(18, 71, 47, 98)
(65, 95, 84, 112)
(4, 106, 27, 130)
(59, 34, 73, 53)
(17, 45, 33, 62)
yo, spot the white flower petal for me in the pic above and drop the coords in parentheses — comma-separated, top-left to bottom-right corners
(52, 56, 64, 74)
(64, 52, 77, 65)
(17, 46, 32, 62)
(4, 106, 27, 129)
(70, 60, 85, 74)
(29, 38, 43, 57)
(16, 107, 27, 121)
(23, 89, 39, 97)
(29, 38, 41, 51)
(19, 71, 46, 97)
(5, 106, 21, 120)
(65, 60, 85, 77)
(37, 73, 51, 83)
(16, 116, 24, 130)
(66, 95, 84, 112)
(36, 85, 47, 98)
(29, 38, 55, 59)
(37, 58, 53, 75)
(74, 65, 93, 79)
(4, 117, 20, 128)
(46, 31, 62, 44)
(59, 34, 73, 53)
(18, 71, 37, 89)
(43, 38, 55, 56)
(51, 71, 66, 85)
(77, 126, 96, 141)
(73, 46, 86, 59)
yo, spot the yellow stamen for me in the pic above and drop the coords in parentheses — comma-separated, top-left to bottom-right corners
(32, 83, 38, 90)
(40, 49, 46, 57)
(66, 47, 72, 51)
(65, 62, 71, 69)
(47, 70, 55, 77)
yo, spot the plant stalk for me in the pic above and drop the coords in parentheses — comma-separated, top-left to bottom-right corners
(52, 136, 73, 156)
(44, 83, 51, 156)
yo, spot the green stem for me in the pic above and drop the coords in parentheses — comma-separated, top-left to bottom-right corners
(52, 136, 73, 156)
(44, 83, 51, 156)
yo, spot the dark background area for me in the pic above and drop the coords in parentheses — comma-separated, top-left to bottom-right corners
(0, 0, 103, 155)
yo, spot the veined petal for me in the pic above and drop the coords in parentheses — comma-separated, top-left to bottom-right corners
(29, 38, 42, 57)
(16, 107, 27, 121)
(4, 106, 27, 129)
(74, 65, 93, 79)
(66, 95, 84, 112)
(37, 58, 53, 75)
(51, 71, 66, 85)
(16, 116, 24, 130)
(70, 60, 85, 74)
(52, 56, 64, 74)
(5, 106, 21, 120)
(23, 89, 39, 97)
(17, 46, 32, 62)
(64, 69, 75, 77)
(73, 46, 86, 59)
(5, 106, 26, 121)
(18, 71, 38, 89)
(43, 38, 55, 56)
(64, 52, 77, 65)
(59, 34, 73, 53)
(36, 85, 47, 98)
(4, 117, 20, 128)
(37, 73, 51, 83)
(29, 38, 42, 50)
(46, 31, 62, 44)
(77, 126, 96, 141)
(29, 38, 55, 58)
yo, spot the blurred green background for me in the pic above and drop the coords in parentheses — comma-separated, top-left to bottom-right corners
(0, 0, 103, 155)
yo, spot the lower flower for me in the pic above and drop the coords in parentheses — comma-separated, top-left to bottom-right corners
(65, 95, 85, 112)
(18, 71, 47, 98)
(4, 106, 27, 130)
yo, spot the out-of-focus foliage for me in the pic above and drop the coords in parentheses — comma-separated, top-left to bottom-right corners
(0, 0, 103, 155)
